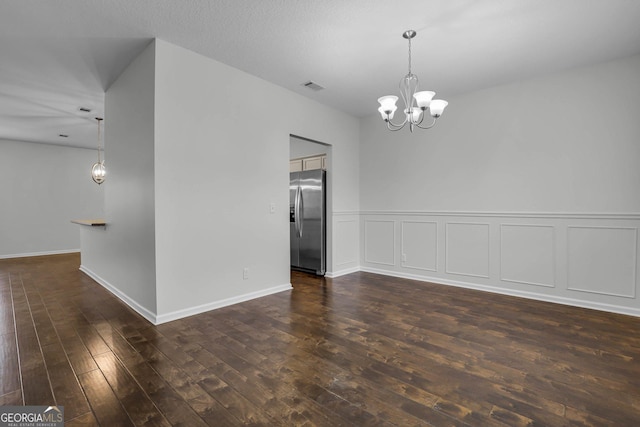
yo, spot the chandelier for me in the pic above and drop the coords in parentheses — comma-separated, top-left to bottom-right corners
(91, 117, 106, 185)
(377, 30, 448, 132)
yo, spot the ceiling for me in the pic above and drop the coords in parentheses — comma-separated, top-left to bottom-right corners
(2, 0, 640, 149)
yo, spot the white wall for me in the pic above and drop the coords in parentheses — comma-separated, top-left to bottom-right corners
(359, 54, 640, 316)
(0, 139, 104, 258)
(361, 54, 640, 212)
(152, 39, 360, 321)
(77, 39, 359, 324)
(290, 136, 329, 159)
(79, 40, 158, 321)
(285, 107, 362, 277)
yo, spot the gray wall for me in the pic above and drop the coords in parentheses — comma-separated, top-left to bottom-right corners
(359, 53, 640, 316)
(0, 139, 104, 258)
(79, 40, 158, 320)
(81, 39, 360, 323)
(360, 54, 640, 213)
(152, 39, 360, 321)
(290, 136, 329, 159)
(10, 43, 639, 321)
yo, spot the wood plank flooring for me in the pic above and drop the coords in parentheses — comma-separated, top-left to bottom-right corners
(1, 253, 639, 426)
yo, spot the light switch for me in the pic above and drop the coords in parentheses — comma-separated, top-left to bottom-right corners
(270, 203, 276, 214)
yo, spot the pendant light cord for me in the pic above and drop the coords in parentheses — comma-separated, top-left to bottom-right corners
(96, 118, 103, 163)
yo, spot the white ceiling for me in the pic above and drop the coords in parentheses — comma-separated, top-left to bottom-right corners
(2, 0, 640, 149)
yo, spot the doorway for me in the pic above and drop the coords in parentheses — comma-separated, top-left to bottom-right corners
(289, 135, 332, 276)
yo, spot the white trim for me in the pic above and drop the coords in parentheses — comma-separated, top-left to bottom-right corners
(79, 265, 158, 324)
(500, 276, 556, 288)
(0, 249, 80, 259)
(155, 284, 292, 325)
(79, 266, 294, 325)
(359, 266, 640, 318)
(333, 211, 360, 216)
(326, 266, 360, 278)
(360, 210, 640, 220)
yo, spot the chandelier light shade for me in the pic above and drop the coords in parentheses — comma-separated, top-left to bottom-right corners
(377, 30, 448, 132)
(91, 117, 106, 185)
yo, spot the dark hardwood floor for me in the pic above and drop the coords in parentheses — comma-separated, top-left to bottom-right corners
(1, 253, 639, 426)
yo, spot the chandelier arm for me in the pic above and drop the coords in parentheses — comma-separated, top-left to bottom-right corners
(414, 116, 438, 130)
(385, 115, 408, 130)
(386, 121, 407, 131)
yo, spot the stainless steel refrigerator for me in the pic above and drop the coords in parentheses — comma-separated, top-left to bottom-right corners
(290, 169, 326, 275)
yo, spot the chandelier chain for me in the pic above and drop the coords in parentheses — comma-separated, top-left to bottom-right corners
(407, 36, 412, 75)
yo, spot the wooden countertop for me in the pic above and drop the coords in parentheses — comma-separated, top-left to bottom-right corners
(71, 219, 106, 226)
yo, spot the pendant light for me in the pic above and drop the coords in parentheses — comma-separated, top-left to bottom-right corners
(377, 30, 448, 132)
(91, 117, 106, 185)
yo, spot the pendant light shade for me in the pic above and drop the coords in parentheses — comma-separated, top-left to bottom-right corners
(91, 161, 106, 184)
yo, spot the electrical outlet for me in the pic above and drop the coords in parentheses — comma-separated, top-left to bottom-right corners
(243, 267, 249, 280)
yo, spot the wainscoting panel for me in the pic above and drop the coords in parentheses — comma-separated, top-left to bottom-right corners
(329, 213, 360, 277)
(335, 219, 358, 266)
(446, 222, 490, 278)
(567, 226, 637, 298)
(401, 221, 437, 272)
(359, 211, 640, 317)
(500, 224, 555, 288)
(364, 220, 396, 266)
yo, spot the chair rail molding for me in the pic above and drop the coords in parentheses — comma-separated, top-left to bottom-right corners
(359, 210, 640, 220)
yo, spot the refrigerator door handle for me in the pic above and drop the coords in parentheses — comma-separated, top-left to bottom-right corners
(298, 186, 304, 238)
(295, 185, 301, 237)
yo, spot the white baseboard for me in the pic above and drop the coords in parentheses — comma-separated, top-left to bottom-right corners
(0, 249, 80, 260)
(79, 265, 158, 324)
(359, 266, 640, 318)
(155, 284, 293, 325)
(80, 257, 638, 325)
(79, 265, 293, 325)
(325, 266, 360, 278)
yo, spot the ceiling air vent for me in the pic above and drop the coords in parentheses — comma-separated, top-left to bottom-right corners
(301, 81, 324, 91)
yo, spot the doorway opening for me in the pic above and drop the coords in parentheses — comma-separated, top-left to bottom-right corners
(289, 135, 332, 276)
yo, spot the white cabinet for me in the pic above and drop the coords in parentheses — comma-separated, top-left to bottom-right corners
(290, 154, 326, 172)
(290, 159, 303, 172)
(302, 156, 323, 171)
